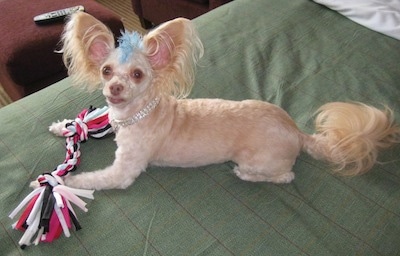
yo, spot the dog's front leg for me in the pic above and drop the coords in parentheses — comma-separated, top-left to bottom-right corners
(64, 148, 147, 190)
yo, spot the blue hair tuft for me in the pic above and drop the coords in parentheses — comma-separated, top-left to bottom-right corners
(117, 30, 144, 64)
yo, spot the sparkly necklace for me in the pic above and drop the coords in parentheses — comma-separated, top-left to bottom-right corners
(111, 97, 160, 132)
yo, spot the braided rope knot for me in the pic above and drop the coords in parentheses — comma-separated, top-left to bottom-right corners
(53, 106, 112, 178)
(62, 118, 89, 142)
(37, 173, 63, 187)
(10, 105, 112, 248)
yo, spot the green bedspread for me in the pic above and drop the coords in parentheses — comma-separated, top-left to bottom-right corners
(1, 0, 399, 255)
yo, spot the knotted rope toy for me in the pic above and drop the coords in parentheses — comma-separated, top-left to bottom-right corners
(9, 106, 113, 248)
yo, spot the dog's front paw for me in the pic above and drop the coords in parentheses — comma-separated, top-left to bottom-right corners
(49, 119, 72, 136)
(29, 180, 40, 189)
(63, 174, 87, 189)
(64, 173, 103, 190)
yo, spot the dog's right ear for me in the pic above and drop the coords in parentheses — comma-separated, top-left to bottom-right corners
(61, 12, 115, 90)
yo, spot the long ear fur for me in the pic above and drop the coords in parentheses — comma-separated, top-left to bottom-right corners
(143, 18, 204, 98)
(61, 12, 115, 90)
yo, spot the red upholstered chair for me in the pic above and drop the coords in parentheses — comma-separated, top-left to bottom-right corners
(0, 0, 124, 101)
(131, 0, 232, 29)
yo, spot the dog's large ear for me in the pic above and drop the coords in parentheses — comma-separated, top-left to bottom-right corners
(143, 18, 203, 98)
(61, 12, 115, 90)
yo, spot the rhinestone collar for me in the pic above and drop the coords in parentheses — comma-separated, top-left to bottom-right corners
(111, 97, 160, 132)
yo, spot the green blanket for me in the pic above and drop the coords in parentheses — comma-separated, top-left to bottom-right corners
(1, 0, 399, 255)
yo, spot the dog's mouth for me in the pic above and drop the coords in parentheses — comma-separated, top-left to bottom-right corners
(106, 97, 125, 105)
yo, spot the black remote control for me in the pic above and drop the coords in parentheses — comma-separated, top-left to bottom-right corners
(34, 5, 85, 25)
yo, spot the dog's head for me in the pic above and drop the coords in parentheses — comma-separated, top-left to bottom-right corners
(61, 12, 203, 108)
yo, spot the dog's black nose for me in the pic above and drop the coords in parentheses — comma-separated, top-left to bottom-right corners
(110, 84, 123, 96)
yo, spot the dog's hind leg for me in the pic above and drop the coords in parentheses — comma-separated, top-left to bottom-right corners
(233, 152, 297, 184)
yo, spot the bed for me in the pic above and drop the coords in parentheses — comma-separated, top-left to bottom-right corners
(1, 0, 399, 255)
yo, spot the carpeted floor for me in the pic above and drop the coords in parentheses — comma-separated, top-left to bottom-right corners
(96, 0, 146, 33)
(0, 0, 145, 108)
(0, 86, 12, 108)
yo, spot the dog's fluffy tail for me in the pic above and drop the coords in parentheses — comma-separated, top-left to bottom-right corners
(302, 102, 400, 176)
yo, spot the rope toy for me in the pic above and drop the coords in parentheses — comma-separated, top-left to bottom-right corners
(9, 106, 112, 249)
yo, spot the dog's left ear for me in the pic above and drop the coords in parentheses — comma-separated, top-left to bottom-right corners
(62, 12, 115, 90)
(143, 18, 203, 98)
(143, 18, 188, 70)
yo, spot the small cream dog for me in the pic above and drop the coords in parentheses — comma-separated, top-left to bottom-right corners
(50, 12, 400, 190)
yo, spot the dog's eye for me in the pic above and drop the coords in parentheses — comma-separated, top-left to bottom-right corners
(131, 69, 143, 81)
(102, 66, 113, 77)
